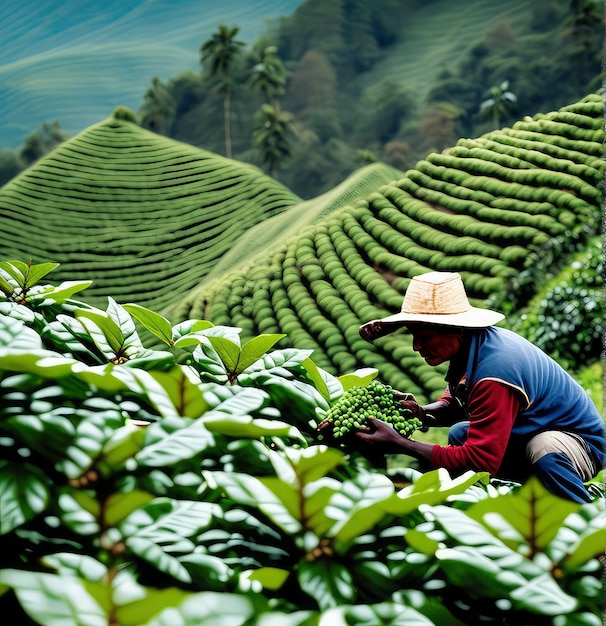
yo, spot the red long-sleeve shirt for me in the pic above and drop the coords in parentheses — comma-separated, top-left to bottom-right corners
(429, 379, 523, 475)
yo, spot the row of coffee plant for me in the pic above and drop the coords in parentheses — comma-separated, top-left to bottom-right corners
(0, 261, 603, 625)
(178, 93, 604, 401)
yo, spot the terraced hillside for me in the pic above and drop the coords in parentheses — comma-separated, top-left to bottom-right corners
(0, 108, 303, 310)
(171, 93, 605, 402)
(205, 161, 405, 283)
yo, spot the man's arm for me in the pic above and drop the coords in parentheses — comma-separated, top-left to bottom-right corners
(429, 380, 522, 474)
(353, 380, 523, 475)
(398, 386, 466, 430)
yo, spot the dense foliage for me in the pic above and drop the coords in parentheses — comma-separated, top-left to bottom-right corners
(0, 261, 604, 625)
(511, 237, 603, 371)
(165, 0, 603, 197)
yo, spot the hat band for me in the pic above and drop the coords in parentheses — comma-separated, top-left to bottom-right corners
(401, 305, 471, 315)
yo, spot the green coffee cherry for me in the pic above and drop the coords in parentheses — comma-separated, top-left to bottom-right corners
(324, 381, 423, 439)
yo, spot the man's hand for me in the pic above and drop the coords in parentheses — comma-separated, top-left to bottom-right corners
(353, 417, 412, 453)
(355, 417, 436, 462)
(394, 392, 433, 432)
(317, 417, 336, 442)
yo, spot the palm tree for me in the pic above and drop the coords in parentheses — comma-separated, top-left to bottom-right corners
(200, 25, 245, 158)
(252, 104, 295, 178)
(479, 80, 517, 129)
(248, 45, 289, 109)
(138, 77, 176, 136)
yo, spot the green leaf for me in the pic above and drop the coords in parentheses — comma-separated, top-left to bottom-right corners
(327, 473, 396, 546)
(202, 413, 305, 443)
(75, 307, 125, 358)
(301, 477, 342, 537)
(204, 470, 301, 534)
(0, 349, 78, 377)
(0, 460, 51, 534)
(432, 504, 579, 614)
(135, 419, 216, 468)
(467, 475, 580, 554)
(21, 262, 61, 287)
(404, 528, 441, 555)
(123, 303, 174, 346)
(111, 569, 191, 626)
(0, 273, 15, 295)
(189, 338, 229, 383)
(207, 336, 241, 373)
(107, 298, 141, 354)
(244, 566, 290, 590)
(56, 490, 100, 535)
(100, 424, 147, 471)
(562, 525, 606, 571)
(283, 445, 345, 485)
(508, 572, 578, 615)
(41, 553, 107, 582)
(0, 569, 107, 626)
(139, 590, 267, 626)
(203, 384, 268, 414)
(147, 366, 209, 419)
(237, 333, 286, 374)
(384, 469, 490, 517)
(56, 399, 124, 478)
(28, 280, 93, 305)
(122, 499, 223, 584)
(4, 399, 75, 460)
(298, 559, 355, 610)
(170, 321, 220, 352)
(103, 490, 156, 527)
(337, 367, 379, 391)
(558, 500, 606, 570)
(436, 544, 524, 597)
(322, 601, 437, 625)
(109, 367, 181, 418)
(257, 476, 300, 520)
(0, 260, 29, 284)
(72, 363, 132, 393)
(0, 313, 41, 348)
(301, 356, 341, 402)
(172, 318, 214, 338)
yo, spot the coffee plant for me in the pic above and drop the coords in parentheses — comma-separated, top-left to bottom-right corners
(319, 381, 423, 439)
(0, 261, 604, 625)
(511, 237, 602, 370)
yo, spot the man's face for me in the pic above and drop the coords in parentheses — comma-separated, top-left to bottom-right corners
(405, 323, 464, 366)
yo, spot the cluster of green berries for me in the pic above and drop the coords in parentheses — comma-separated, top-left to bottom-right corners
(325, 381, 423, 439)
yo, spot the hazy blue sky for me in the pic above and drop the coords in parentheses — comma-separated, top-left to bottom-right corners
(0, 0, 303, 147)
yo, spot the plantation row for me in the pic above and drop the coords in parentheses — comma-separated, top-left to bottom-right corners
(174, 93, 605, 402)
(0, 108, 302, 311)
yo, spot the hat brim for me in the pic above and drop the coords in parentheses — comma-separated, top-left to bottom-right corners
(378, 307, 505, 328)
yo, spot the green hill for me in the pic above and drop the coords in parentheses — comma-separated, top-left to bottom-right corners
(204, 161, 406, 284)
(0, 108, 302, 310)
(169, 93, 604, 402)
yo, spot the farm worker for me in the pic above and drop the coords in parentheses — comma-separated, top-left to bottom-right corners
(343, 271, 603, 503)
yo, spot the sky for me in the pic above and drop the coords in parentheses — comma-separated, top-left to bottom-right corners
(0, 0, 303, 148)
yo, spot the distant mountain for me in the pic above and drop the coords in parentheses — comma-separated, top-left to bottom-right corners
(0, 0, 303, 148)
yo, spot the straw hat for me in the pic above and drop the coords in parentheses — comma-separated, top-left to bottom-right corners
(365, 272, 504, 330)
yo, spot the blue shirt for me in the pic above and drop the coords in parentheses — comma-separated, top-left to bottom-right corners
(465, 326, 605, 464)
